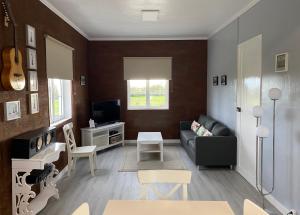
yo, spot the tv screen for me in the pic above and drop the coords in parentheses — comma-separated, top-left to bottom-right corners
(91, 100, 120, 125)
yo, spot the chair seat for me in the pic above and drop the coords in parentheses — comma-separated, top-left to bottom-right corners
(72, 146, 96, 156)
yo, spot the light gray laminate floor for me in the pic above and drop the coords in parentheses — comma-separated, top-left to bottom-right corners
(40, 146, 280, 215)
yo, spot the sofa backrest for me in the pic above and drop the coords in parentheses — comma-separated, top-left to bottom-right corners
(198, 115, 231, 136)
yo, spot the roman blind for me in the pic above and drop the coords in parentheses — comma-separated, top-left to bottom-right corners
(123, 57, 172, 80)
(45, 35, 74, 80)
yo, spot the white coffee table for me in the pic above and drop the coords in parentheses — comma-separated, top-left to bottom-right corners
(137, 132, 163, 162)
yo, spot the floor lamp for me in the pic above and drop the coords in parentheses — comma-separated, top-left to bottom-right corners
(252, 88, 281, 210)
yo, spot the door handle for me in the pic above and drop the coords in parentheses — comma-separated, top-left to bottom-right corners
(236, 107, 241, 112)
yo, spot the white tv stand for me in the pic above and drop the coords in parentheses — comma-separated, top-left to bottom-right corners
(81, 122, 125, 152)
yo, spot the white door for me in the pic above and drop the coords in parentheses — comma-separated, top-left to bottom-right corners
(236, 35, 262, 186)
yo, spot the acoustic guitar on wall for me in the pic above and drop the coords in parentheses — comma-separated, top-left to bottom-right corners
(1, 0, 25, 91)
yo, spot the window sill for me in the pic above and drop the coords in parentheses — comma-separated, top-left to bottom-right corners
(50, 118, 72, 127)
(128, 107, 169, 110)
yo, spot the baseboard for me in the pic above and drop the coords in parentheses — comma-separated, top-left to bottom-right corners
(54, 165, 68, 183)
(125, 139, 180, 145)
(236, 166, 289, 214)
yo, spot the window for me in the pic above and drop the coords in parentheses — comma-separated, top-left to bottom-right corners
(48, 79, 72, 125)
(127, 80, 169, 110)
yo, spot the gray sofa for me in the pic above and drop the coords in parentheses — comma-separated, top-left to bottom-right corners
(180, 115, 237, 168)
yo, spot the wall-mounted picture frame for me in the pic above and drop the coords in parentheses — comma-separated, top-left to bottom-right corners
(275, 52, 288, 72)
(28, 70, 38, 91)
(4, 101, 21, 121)
(26, 25, 36, 48)
(29, 93, 39, 114)
(213, 76, 219, 86)
(27, 48, 37, 70)
(80, 75, 86, 86)
(221, 75, 227, 86)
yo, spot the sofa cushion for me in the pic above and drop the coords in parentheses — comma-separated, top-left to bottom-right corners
(198, 115, 208, 125)
(196, 126, 206, 136)
(211, 123, 230, 136)
(203, 117, 218, 131)
(191, 120, 200, 133)
(181, 130, 197, 143)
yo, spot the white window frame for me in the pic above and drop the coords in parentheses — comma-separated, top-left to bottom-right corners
(127, 80, 169, 110)
(48, 79, 72, 126)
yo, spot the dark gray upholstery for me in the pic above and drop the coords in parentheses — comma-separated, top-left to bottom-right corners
(180, 115, 237, 168)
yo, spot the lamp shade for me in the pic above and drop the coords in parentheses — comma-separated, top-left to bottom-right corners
(268, 88, 282, 100)
(256, 126, 270, 138)
(253, 105, 263, 118)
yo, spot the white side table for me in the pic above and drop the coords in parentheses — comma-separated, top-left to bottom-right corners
(137, 132, 163, 162)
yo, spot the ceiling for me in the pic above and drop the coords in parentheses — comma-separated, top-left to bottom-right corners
(41, 0, 258, 40)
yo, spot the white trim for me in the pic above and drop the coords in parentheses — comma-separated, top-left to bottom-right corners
(53, 165, 68, 183)
(236, 168, 289, 214)
(208, 0, 261, 38)
(125, 139, 180, 145)
(88, 37, 208, 41)
(39, 0, 88, 39)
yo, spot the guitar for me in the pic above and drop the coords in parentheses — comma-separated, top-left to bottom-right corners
(1, 0, 25, 91)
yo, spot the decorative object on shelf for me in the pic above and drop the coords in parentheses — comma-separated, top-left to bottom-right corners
(29, 93, 39, 114)
(252, 87, 282, 211)
(1, 0, 26, 91)
(28, 70, 38, 91)
(80, 75, 86, 86)
(275, 52, 288, 72)
(27, 48, 37, 70)
(26, 24, 36, 48)
(4, 100, 21, 121)
(213, 76, 218, 86)
(89, 119, 95, 128)
(221, 75, 227, 86)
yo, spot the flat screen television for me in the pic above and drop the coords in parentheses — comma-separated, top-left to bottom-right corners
(91, 100, 121, 126)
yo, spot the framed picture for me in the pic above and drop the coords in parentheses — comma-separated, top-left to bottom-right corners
(80, 75, 86, 86)
(26, 25, 36, 48)
(4, 101, 21, 121)
(221, 75, 227, 86)
(213, 76, 219, 86)
(29, 93, 39, 114)
(27, 48, 37, 70)
(28, 70, 38, 91)
(275, 52, 288, 72)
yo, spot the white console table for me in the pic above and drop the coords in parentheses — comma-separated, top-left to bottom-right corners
(11, 142, 65, 215)
(81, 122, 125, 152)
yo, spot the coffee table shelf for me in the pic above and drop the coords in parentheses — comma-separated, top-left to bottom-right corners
(137, 132, 163, 162)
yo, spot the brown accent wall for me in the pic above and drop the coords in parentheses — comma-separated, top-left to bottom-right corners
(0, 0, 89, 214)
(88, 41, 207, 139)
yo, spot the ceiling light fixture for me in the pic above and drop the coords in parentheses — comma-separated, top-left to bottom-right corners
(141, 10, 159, 22)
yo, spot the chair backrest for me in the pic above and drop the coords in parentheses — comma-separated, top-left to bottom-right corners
(72, 203, 90, 215)
(137, 170, 192, 200)
(63, 122, 77, 154)
(244, 199, 269, 215)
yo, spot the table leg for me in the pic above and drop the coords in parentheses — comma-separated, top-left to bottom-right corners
(160, 142, 163, 162)
(137, 141, 140, 162)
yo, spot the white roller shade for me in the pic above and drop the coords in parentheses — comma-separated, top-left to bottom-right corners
(124, 57, 172, 80)
(45, 35, 74, 80)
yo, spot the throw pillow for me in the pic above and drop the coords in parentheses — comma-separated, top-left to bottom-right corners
(203, 130, 213, 136)
(191, 120, 200, 133)
(196, 126, 206, 136)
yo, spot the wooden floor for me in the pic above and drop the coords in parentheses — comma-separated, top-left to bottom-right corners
(40, 146, 280, 215)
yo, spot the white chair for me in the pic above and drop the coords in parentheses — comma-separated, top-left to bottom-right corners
(63, 122, 97, 176)
(137, 170, 192, 200)
(244, 199, 269, 215)
(72, 203, 90, 215)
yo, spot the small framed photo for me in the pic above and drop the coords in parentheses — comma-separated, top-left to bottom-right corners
(29, 93, 39, 114)
(28, 71, 38, 91)
(26, 25, 36, 48)
(275, 53, 288, 72)
(4, 101, 21, 121)
(27, 48, 37, 70)
(221, 75, 227, 86)
(80, 75, 86, 86)
(213, 76, 219, 86)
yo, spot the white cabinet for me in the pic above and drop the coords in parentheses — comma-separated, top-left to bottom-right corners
(81, 122, 125, 152)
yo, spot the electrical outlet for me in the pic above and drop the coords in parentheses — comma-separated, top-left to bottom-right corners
(287, 209, 296, 215)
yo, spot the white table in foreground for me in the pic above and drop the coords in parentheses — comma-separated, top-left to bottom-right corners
(137, 132, 163, 162)
(103, 200, 235, 215)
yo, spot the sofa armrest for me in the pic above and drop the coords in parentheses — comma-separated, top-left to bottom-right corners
(180, 121, 192, 131)
(194, 136, 237, 166)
